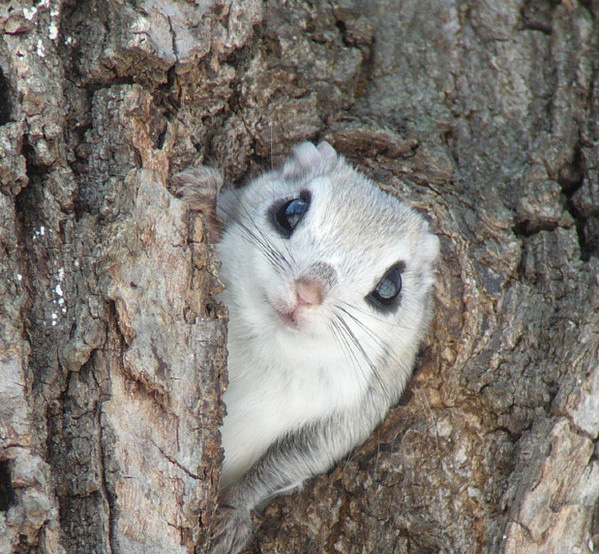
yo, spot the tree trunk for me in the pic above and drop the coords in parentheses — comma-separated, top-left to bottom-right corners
(1, 1, 598, 553)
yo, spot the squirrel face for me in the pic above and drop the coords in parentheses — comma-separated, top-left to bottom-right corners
(216, 142, 439, 405)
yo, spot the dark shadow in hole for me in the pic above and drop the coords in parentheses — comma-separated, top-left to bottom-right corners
(0, 68, 13, 126)
(0, 460, 16, 512)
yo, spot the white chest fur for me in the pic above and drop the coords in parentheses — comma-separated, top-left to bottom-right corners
(219, 318, 366, 486)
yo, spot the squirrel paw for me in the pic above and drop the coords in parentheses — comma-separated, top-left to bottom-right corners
(172, 166, 223, 242)
(173, 166, 222, 211)
(208, 505, 253, 554)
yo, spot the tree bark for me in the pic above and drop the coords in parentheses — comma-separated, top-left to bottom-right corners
(1, 1, 598, 553)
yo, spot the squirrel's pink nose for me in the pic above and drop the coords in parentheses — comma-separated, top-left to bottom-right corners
(295, 277, 324, 306)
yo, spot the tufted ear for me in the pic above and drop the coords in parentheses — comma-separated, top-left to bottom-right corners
(281, 141, 340, 180)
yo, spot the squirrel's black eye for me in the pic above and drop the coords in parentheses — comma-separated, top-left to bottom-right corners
(271, 191, 310, 238)
(366, 263, 404, 310)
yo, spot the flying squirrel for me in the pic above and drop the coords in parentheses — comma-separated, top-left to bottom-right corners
(175, 141, 439, 554)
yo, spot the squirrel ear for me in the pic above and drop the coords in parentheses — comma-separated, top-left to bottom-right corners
(316, 141, 338, 164)
(411, 209, 440, 264)
(281, 141, 340, 180)
(422, 231, 440, 264)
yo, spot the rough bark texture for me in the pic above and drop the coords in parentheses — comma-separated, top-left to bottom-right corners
(1, 1, 598, 553)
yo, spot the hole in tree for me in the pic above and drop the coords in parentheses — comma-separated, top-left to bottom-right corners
(0, 68, 13, 126)
(0, 460, 15, 511)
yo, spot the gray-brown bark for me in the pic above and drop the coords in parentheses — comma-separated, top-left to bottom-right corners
(1, 1, 598, 553)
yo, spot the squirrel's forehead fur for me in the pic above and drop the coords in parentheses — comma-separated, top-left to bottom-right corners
(250, 153, 428, 247)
